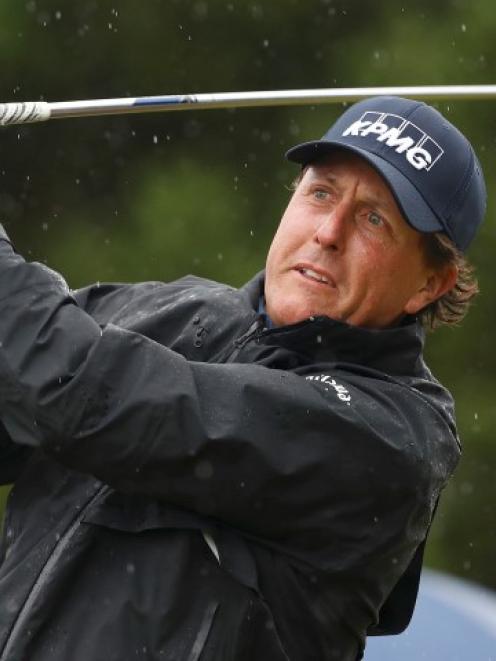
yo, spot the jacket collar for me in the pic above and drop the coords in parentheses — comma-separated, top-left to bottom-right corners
(239, 271, 427, 378)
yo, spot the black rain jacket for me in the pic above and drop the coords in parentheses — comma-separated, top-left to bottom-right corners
(0, 228, 460, 660)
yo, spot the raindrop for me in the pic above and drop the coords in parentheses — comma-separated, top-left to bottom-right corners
(461, 23, 467, 32)
(153, 135, 158, 144)
(39, 14, 49, 26)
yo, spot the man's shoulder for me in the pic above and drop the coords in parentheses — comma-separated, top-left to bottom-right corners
(71, 275, 235, 316)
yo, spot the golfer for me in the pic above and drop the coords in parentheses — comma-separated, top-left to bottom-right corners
(0, 96, 486, 661)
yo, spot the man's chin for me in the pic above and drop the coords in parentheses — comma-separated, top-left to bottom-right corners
(266, 300, 328, 327)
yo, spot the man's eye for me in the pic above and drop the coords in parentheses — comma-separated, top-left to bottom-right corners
(313, 189, 329, 200)
(368, 211, 384, 227)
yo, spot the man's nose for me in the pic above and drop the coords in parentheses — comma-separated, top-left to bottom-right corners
(314, 197, 353, 250)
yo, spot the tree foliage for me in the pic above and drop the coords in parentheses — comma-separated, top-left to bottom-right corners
(1, 0, 495, 588)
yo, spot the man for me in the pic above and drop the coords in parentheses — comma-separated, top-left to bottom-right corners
(0, 96, 486, 660)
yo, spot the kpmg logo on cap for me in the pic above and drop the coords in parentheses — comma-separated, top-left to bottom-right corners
(342, 111, 444, 172)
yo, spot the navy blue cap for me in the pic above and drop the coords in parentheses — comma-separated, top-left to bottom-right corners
(286, 96, 486, 251)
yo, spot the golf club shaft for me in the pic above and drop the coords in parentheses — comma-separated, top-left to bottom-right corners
(1, 85, 496, 127)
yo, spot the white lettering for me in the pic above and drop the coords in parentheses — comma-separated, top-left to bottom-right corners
(406, 146, 432, 170)
(376, 127, 400, 143)
(361, 121, 389, 137)
(342, 113, 444, 171)
(342, 120, 372, 137)
(381, 129, 415, 154)
(305, 374, 352, 405)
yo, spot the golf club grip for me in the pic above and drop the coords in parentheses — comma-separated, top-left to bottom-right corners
(0, 102, 51, 126)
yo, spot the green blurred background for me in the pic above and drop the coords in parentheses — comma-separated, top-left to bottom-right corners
(0, 0, 495, 590)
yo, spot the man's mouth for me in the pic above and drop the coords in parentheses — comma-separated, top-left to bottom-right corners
(295, 266, 334, 286)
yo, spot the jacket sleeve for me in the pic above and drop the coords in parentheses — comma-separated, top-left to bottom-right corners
(0, 419, 32, 485)
(0, 231, 456, 566)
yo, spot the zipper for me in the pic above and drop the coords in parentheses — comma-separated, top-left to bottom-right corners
(213, 310, 323, 366)
(0, 484, 111, 661)
(226, 315, 320, 364)
(225, 319, 264, 363)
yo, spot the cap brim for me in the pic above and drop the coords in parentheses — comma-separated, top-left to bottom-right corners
(286, 141, 444, 236)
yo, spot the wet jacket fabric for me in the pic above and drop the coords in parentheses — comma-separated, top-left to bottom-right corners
(0, 228, 460, 661)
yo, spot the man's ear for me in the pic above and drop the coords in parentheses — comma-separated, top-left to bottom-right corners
(403, 264, 458, 316)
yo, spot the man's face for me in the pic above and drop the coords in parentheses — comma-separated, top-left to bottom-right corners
(265, 151, 438, 329)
